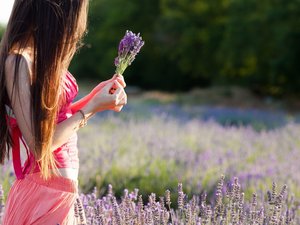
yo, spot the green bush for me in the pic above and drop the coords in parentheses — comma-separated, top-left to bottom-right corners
(70, 0, 300, 96)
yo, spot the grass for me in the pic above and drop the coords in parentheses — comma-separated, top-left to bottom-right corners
(1, 83, 300, 224)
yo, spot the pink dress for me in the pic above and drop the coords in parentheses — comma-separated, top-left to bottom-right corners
(1, 72, 86, 225)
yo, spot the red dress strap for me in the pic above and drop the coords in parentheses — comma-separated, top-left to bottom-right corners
(5, 114, 33, 180)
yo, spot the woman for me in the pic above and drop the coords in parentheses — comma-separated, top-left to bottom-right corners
(0, 0, 127, 224)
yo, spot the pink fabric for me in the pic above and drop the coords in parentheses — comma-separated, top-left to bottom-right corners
(2, 71, 85, 224)
(1, 173, 83, 225)
(5, 115, 34, 179)
(6, 71, 80, 179)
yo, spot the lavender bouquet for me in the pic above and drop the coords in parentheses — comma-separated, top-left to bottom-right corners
(114, 30, 145, 75)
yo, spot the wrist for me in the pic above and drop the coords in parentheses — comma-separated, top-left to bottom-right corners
(81, 104, 96, 120)
(77, 109, 88, 128)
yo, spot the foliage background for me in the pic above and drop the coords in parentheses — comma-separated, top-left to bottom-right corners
(1, 1, 300, 217)
(67, 0, 300, 97)
(1, 0, 299, 97)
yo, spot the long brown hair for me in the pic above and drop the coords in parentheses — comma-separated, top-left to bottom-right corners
(0, 0, 89, 180)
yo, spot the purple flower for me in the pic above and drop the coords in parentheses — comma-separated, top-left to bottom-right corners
(115, 30, 145, 75)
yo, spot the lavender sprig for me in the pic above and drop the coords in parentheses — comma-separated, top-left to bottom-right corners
(115, 30, 145, 75)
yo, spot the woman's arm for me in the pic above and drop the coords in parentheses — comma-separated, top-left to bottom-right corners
(70, 74, 126, 113)
(70, 93, 92, 114)
(5, 55, 126, 152)
(54, 81, 126, 150)
(5, 54, 36, 150)
(52, 105, 95, 151)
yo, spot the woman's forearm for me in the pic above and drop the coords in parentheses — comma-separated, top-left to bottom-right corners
(51, 105, 94, 151)
(52, 77, 125, 151)
(70, 93, 92, 114)
(70, 75, 125, 113)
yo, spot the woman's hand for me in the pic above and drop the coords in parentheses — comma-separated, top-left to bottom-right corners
(90, 74, 126, 97)
(82, 79, 127, 115)
(70, 74, 126, 113)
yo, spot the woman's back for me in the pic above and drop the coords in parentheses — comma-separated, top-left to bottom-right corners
(4, 52, 80, 179)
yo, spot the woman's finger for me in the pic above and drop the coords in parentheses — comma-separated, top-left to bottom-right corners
(120, 93, 127, 105)
(114, 94, 127, 106)
(115, 92, 126, 105)
(102, 81, 116, 94)
(109, 79, 126, 94)
(114, 105, 123, 112)
(115, 75, 126, 88)
(111, 74, 126, 87)
(93, 74, 125, 95)
(112, 81, 124, 96)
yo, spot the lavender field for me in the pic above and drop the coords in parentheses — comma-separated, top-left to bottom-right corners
(66, 177, 300, 224)
(77, 102, 300, 197)
(1, 97, 300, 223)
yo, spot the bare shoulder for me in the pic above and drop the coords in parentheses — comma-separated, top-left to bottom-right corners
(5, 53, 33, 85)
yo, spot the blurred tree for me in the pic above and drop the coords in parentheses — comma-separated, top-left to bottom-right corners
(66, 0, 300, 96)
(71, 0, 161, 88)
(152, 0, 229, 90)
(217, 0, 300, 96)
